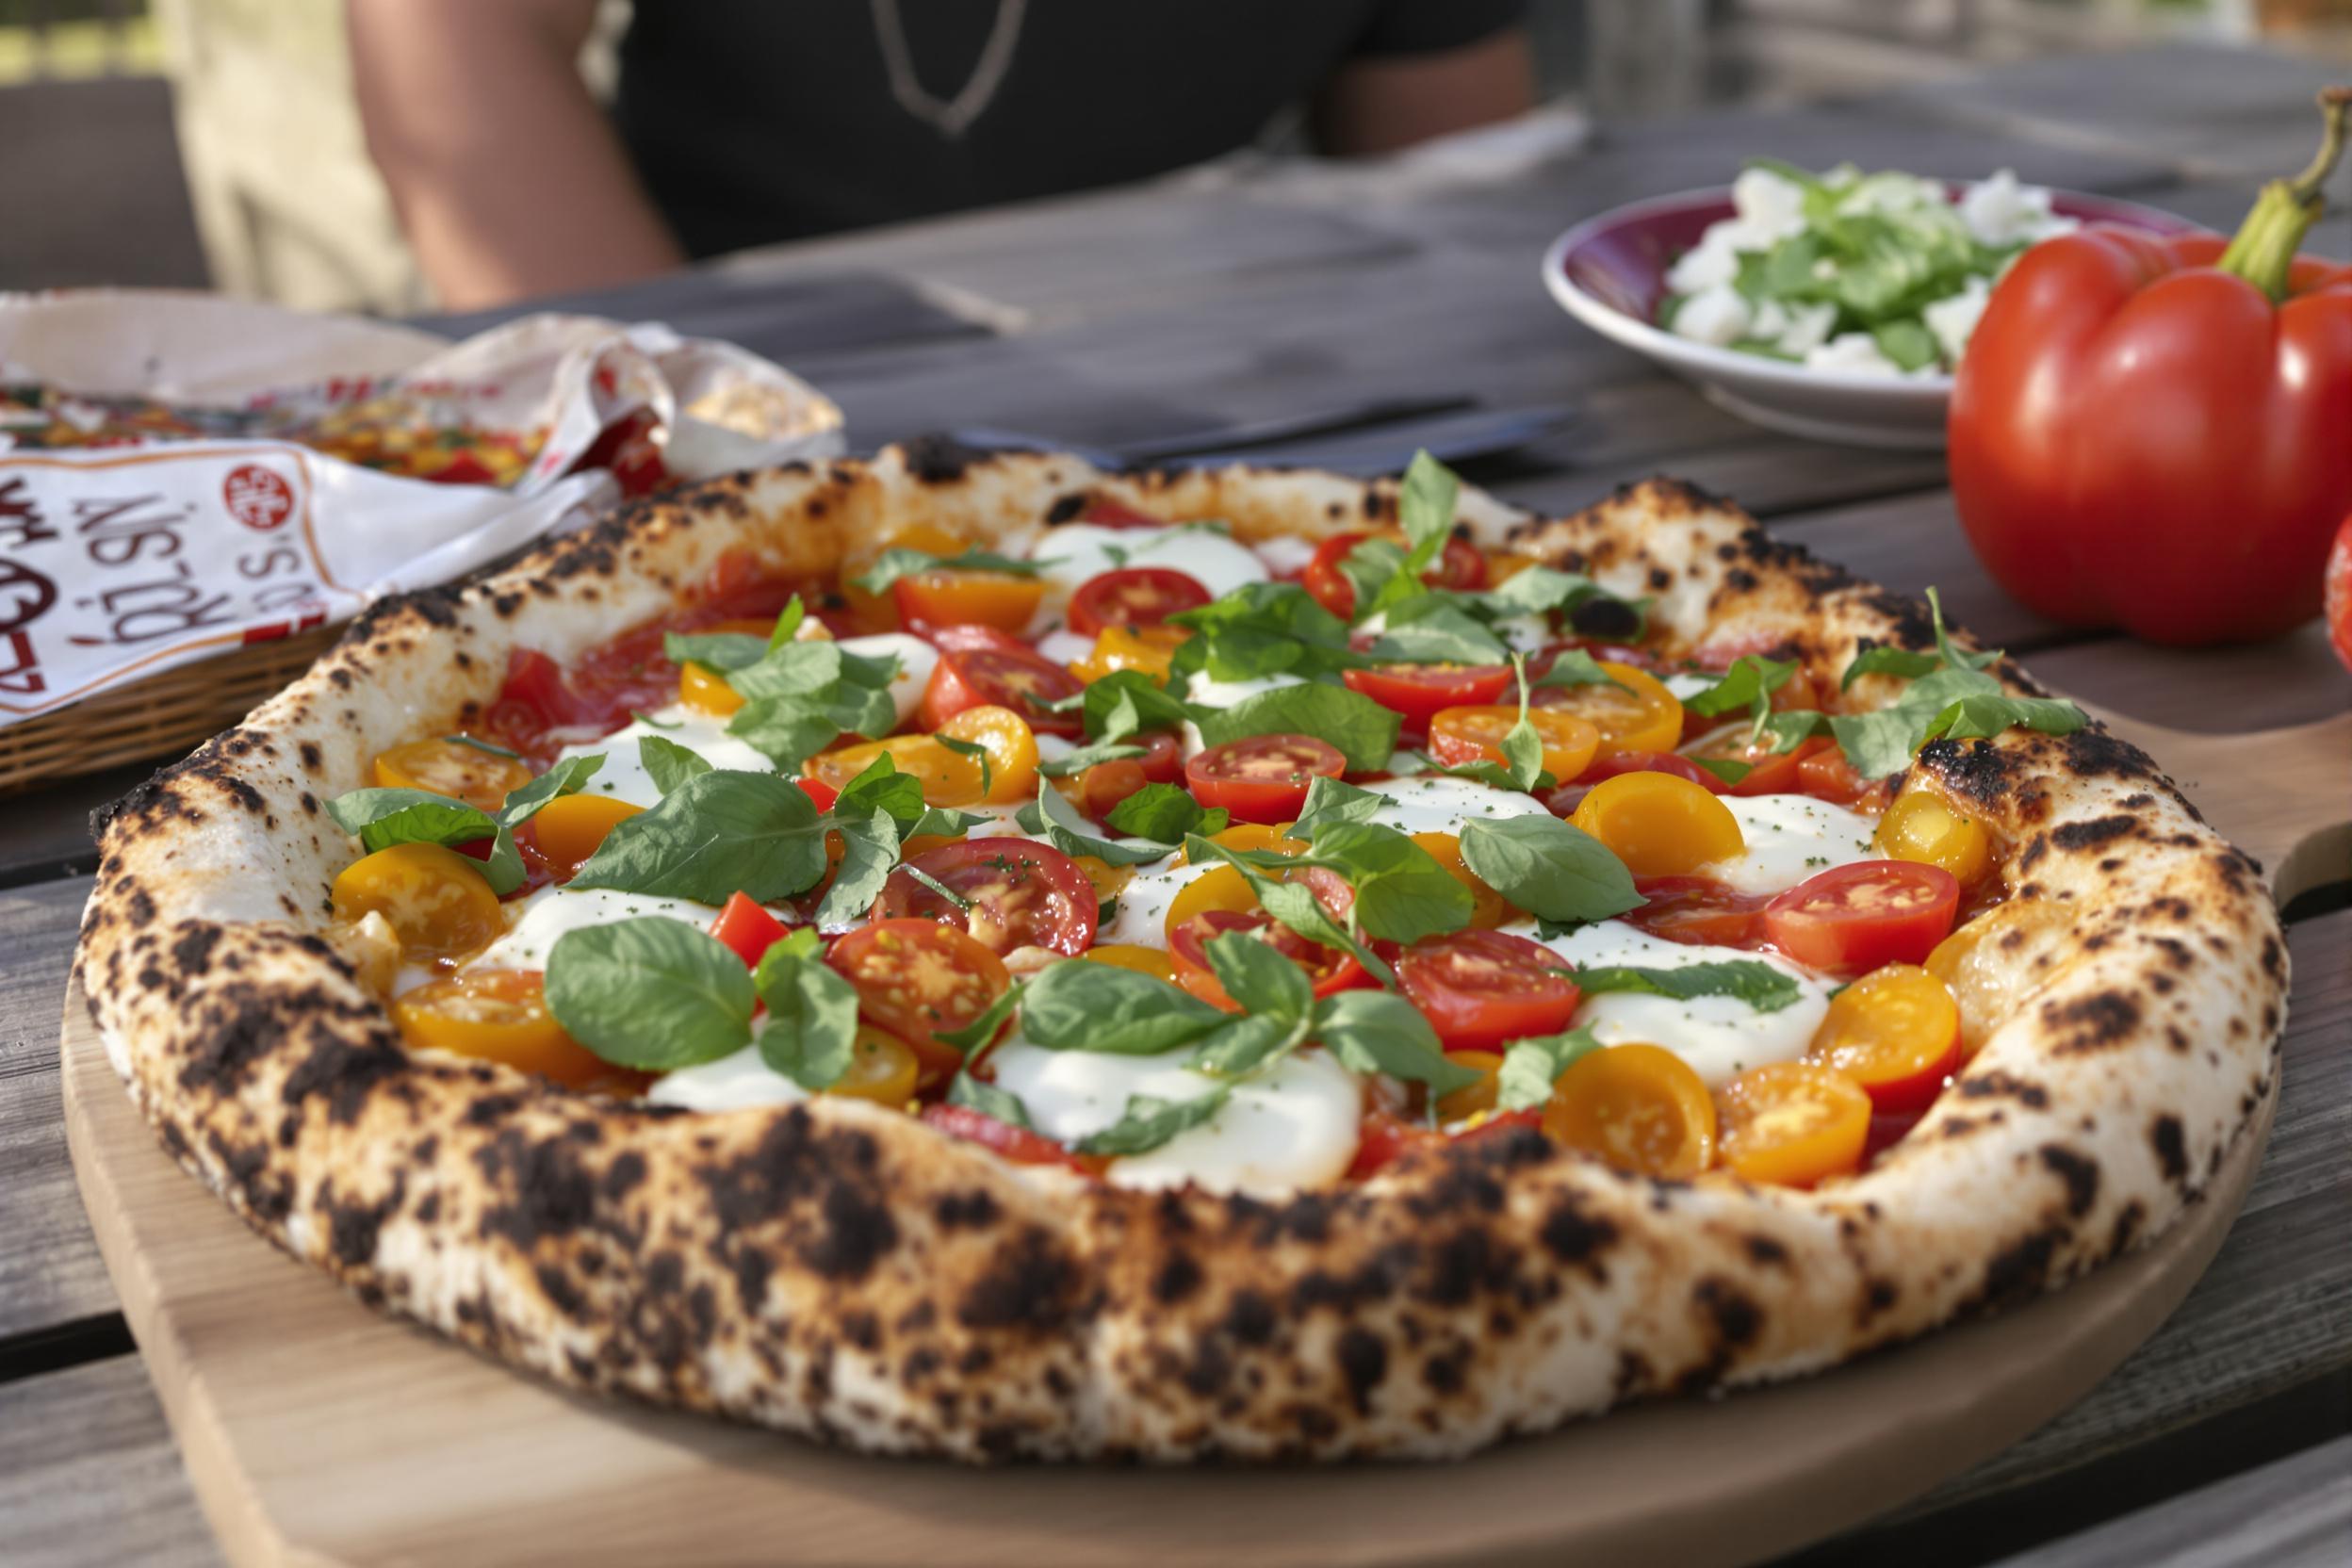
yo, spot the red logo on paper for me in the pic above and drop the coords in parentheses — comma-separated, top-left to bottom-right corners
(223, 464, 295, 531)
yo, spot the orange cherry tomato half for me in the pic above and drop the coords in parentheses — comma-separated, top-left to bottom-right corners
(1435, 1049, 1505, 1122)
(917, 644, 1085, 737)
(1184, 733, 1348, 825)
(827, 1026, 922, 1106)
(1067, 566, 1211, 636)
(891, 569, 1047, 635)
(1806, 963, 1963, 1112)
(826, 920, 1012, 1089)
(1168, 909, 1368, 1011)
(1301, 529, 1486, 619)
(392, 968, 624, 1089)
(531, 794, 645, 881)
(1411, 830, 1512, 928)
(331, 842, 505, 965)
(708, 890, 791, 969)
(1069, 623, 1192, 685)
(1528, 662, 1684, 756)
(678, 662, 744, 718)
(1341, 662, 1513, 727)
(873, 837, 1100, 956)
(1569, 771, 1745, 877)
(1715, 1062, 1872, 1187)
(1797, 744, 1869, 805)
(1685, 732, 1834, 797)
(1763, 860, 1961, 976)
(1543, 1043, 1717, 1180)
(371, 737, 533, 812)
(1427, 705, 1600, 784)
(1874, 791, 1996, 887)
(1075, 757, 1152, 821)
(1394, 928, 1582, 1051)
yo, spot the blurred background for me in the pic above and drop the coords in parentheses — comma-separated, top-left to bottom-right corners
(3, 0, 2348, 315)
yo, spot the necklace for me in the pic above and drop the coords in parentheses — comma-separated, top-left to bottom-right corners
(869, 0, 1030, 139)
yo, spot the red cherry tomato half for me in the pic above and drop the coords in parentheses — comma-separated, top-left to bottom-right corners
(917, 645, 1086, 736)
(1075, 758, 1152, 821)
(1340, 662, 1514, 727)
(1068, 566, 1212, 637)
(925, 623, 1027, 655)
(1797, 745, 1869, 805)
(707, 891, 791, 969)
(920, 1103, 1102, 1173)
(1620, 875, 1770, 948)
(1348, 1108, 1441, 1179)
(795, 776, 841, 813)
(1168, 909, 1369, 1011)
(1131, 728, 1184, 785)
(873, 838, 1100, 956)
(1394, 928, 1582, 1051)
(1686, 733, 1835, 797)
(1763, 861, 1962, 975)
(1300, 530, 1488, 619)
(1184, 733, 1348, 825)
(826, 919, 1012, 1088)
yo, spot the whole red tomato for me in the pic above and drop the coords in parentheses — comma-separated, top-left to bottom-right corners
(1950, 90, 2352, 646)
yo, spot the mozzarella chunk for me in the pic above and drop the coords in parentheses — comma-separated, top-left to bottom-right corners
(835, 632, 937, 727)
(1034, 629, 1095, 667)
(1102, 857, 1217, 948)
(467, 885, 721, 972)
(1699, 792, 1880, 896)
(1516, 919, 1831, 1086)
(988, 1037, 1362, 1196)
(1183, 669, 1304, 710)
(1250, 534, 1320, 576)
(1358, 775, 1553, 838)
(558, 704, 777, 808)
(647, 1044, 808, 1112)
(1662, 670, 1719, 702)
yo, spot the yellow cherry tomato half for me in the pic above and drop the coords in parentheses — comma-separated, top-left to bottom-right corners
(372, 737, 533, 812)
(1182, 822, 1308, 863)
(1807, 962, 1962, 1111)
(1543, 1043, 1718, 1180)
(330, 842, 504, 966)
(1085, 943, 1177, 984)
(806, 734, 985, 807)
(935, 703, 1040, 806)
(826, 1025, 922, 1106)
(892, 570, 1048, 634)
(1072, 855, 1135, 906)
(1412, 830, 1513, 928)
(532, 794, 645, 880)
(1714, 1061, 1872, 1187)
(1426, 706, 1601, 784)
(392, 968, 619, 1088)
(1070, 624, 1192, 685)
(1162, 865, 1261, 942)
(1570, 771, 1745, 877)
(1533, 662, 1684, 756)
(678, 661, 744, 718)
(1875, 791, 1995, 887)
(1436, 1048, 1505, 1122)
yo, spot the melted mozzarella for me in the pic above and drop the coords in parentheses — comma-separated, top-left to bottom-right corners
(1662, 670, 1720, 702)
(1102, 857, 1216, 948)
(988, 1037, 1361, 1196)
(1250, 534, 1320, 576)
(1700, 793, 1880, 896)
(1028, 523, 1270, 609)
(1034, 629, 1095, 667)
(468, 885, 720, 972)
(559, 704, 776, 808)
(1359, 775, 1552, 838)
(647, 1044, 808, 1112)
(835, 632, 937, 727)
(1184, 669, 1304, 710)
(1515, 919, 1831, 1086)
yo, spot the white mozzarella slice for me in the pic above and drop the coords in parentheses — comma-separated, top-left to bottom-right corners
(646, 1044, 809, 1112)
(558, 704, 777, 808)
(1033, 733, 1078, 765)
(1033, 629, 1095, 667)
(987, 1037, 1361, 1196)
(1700, 793, 1881, 897)
(1516, 919, 1831, 1087)
(1663, 670, 1720, 702)
(1250, 534, 1320, 576)
(835, 632, 937, 727)
(1494, 614, 1553, 654)
(1358, 774, 1552, 838)
(1183, 669, 1305, 710)
(467, 885, 721, 972)
(1102, 858, 1216, 948)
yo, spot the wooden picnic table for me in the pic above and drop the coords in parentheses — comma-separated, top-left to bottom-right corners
(4, 41, 2347, 1568)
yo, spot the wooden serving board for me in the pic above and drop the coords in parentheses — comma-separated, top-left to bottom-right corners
(62, 710, 2346, 1568)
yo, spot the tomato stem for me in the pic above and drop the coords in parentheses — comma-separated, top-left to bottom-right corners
(2215, 86, 2352, 302)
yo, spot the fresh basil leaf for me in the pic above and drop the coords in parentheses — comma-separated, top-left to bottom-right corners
(544, 916, 755, 1070)
(1458, 814, 1644, 925)
(639, 735, 712, 798)
(1018, 780, 1184, 867)
(1036, 742, 1148, 778)
(1105, 782, 1227, 841)
(936, 981, 1024, 1056)
(1193, 682, 1400, 773)
(900, 863, 972, 910)
(726, 702, 847, 772)
(947, 1070, 1033, 1129)
(1189, 1011, 1307, 1079)
(1181, 833, 1397, 987)
(494, 753, 605, 826)
(1827, 665, 2084, 779)
(767, 595, 806, 651)
(1077, 1086, 1231, 1156)
(445, 734, 522, 760)
(752, 928, 862, 1090)
(1573, 959, 1804, 1012)
(1530, 647, 1626, 691)
(1202, 927, 1315, 1021)
(1682, 655, 1798, 720)
(1168, 581, 1356, 682)
(328, 789, 496, 854)
(1288, 776, 1385, 840)
(1336, 537, 1409, 621)
(1757, 709, 1832, 755)
(812, 811, 902, 929)
(1019, 957, 1226, 1054)
(663, 630, 769, 674)
(1421, 756, 1554, 792)
(568, 770, 830, 903)
(830, 752, 926, 829)
(726, 640, 845, 703)
(1471, 565, 1618, 627)
(851, 547, 1046, 596)
(1081, 668, 1196, 743)
(909, 806, 989, 839)
(1383, 449, 1459, 605)
(1690, 755, 1754, 786)
(1838, 644, 1942, 689)
(1363, 600, 1511, 665)
(1313, 988, 1482, 1095)
(1496, 1027, 1604, 1112)
(630, 709, 683, 730)
(933, 731, 992, 795)
(1304, 822, 1475, 946)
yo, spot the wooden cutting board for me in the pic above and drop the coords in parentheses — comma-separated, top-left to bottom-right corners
(62, 708, 2345, 1568)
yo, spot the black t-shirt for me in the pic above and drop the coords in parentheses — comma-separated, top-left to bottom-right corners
(614, 0, 1526, 257)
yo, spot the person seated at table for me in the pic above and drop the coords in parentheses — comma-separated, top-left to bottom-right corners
(349, 0, 1535, 310)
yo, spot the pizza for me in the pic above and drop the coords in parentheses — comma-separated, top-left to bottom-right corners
(76, 442, 2286, 1462)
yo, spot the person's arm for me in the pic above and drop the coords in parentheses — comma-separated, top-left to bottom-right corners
(347, 0, 685, 309)
(1312, 25, 1536, 157)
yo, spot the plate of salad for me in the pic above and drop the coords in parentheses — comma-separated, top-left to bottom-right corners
(1541, 160, 2196, 449)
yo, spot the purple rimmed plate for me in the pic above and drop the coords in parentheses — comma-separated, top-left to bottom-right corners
(1540, 185, 2199, 449)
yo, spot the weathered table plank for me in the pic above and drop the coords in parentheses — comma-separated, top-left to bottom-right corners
(0, 1355, 221, 1568)
(1999, 1433, 2352, 1568)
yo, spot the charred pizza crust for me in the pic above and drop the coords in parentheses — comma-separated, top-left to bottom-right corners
(75, 442, 2287, 1461)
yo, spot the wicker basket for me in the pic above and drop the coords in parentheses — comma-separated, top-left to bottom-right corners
(0, 629, 339, 795)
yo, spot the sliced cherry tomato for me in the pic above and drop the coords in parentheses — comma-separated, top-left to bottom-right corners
(391, 969, 633, 1090)
(1347, 1108, 1442, 1179)
(1715, 1062, 1871, 1186)
(1543, 749, 1724, 816)
(1764, 860, 1961, 975)
(1184, 733, 1347, 825)
(531, 794, 644, 881)
(892, 569, 1047, 635)
(1686, 731, 1834, 797)
(841, 524, 969, 630)
(938, 703, 1042, 805)
(1395, 928, 1582, 1051)
(920, 1102, 1102, 1173)
(1428, 705, 1600, 784)
(1070, 624, 1191, 685)
(1543, 1043, 1717, 1180)
(1168, 909, 1368, 1011)
(925, 623, 1029, 655)
(874, 838, 1099, 956)
(796, 776, 841, 812)
(806, 732, 989, 806)
(708, 890, 791, 969)
(827, 920, 1012, 1088)
(918, 645, 1085, 737)
(1797, 744, 1869, 805)
(1570, 771, 1745, 877)
(331, 842, 504, 965)
(828, 1026, 921, 1106)
(1528, 662, 1684, 756)
(1075, 757, 1151, 821)
(1622, 875, 1771, 948)
(1807, 963, 1963, 1112)
(1132, 728, 1184, 784)
(371, 738, 533, 812)
(1300, 529, 1487, 619)
(1874, 791, 1995, 887)
(678, 662, 743, 718)
(1085, 943, 1177, 983)
(1341, 662, 1513, 727)
(1068, 566, 1211, 636)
